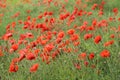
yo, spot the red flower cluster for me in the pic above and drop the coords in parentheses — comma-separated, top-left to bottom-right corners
(100, 50, 110, 58)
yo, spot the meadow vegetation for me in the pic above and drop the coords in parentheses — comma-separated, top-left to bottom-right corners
(0, 0, 120, 80)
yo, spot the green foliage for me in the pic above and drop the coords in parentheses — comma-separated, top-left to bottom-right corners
(0, 0, 120, 80)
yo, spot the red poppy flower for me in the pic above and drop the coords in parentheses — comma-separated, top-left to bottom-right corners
(11, 22, 16, 28)
(100, 50, 110, 58)
(92, 19, 97, 26)
(67, 29, 75, 35)
(94, 35, 102, 44)
(113, 8, 118, 15)
(56, 38, 62, 44)
(11, 44, 19, 51)
(38, 14, 43, 19)
(30, 63, 39, 73)
(18, 53, 25, 62)
(104, 40, 114, 47)
(27, 16, 31, 20)
(9, 63, 19, 72)
(48, 12, 53, 16)
(110, 34, 115, 38)
(26, 53, 36, 60)
(89, 53, 95, 60)
(57, 31, 65, 38)
(70, 34, 79, 42)
(92, 4, 98, 10)
(78, 52, 87, 60)
(2, 33, 12, 40)
(84, 33, 92, 40)
(73, 41, 80, 46)
(44, 43, 54, 52)
(40, 40, 48, 46)
(26, 32, 34, 38)
(78, 25, 86, 32)
(87, 12, 92, 16)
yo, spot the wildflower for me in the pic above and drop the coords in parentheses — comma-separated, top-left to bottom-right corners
(30, 63, 39, 72)
(73, 41, 80, 46)
(44, 43, 54, 52)
(89, 53, 95, 60)
(18, 53, 25, 62)
(104, 40, 114, 47)
(100, 50, 110, 58)
(78, 52, 87, 60)
(11, 22, 16, 28)
(38, 14, 43, 19)
(92, 19, 97, 26)
(26, 32, 34, 38)
(87, 26, 95, 31)
(26, 53, 36, 60)
(92, 4, 98, 10)
(70, 34, 79, 42)
(56, 38, 62, 44)
(79, 25, 86, 32)
(48, 12, 53, 16)
(27, 16, 31, 20)
(94, 35, 102, 44)
(11, 44, 19, 51)
(43, 11, 48, 17)
(40, 40, 48, 46)
(87, 12, 92, 16)
(9, 63, 18, 72)
(113, 8, 118, 15)
(67, 29, 75, 35)
(110, 34, 115, 38)
(57, 31, 65, 38)
(2, 33, 12, 41)
(84, 33, 92, 40)
(30, 41, 37, 48)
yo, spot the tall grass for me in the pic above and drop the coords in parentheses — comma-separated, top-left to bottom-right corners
(0, 0, 120, 80)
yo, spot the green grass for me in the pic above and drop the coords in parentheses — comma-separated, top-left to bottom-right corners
(0, 0, 120, 80)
